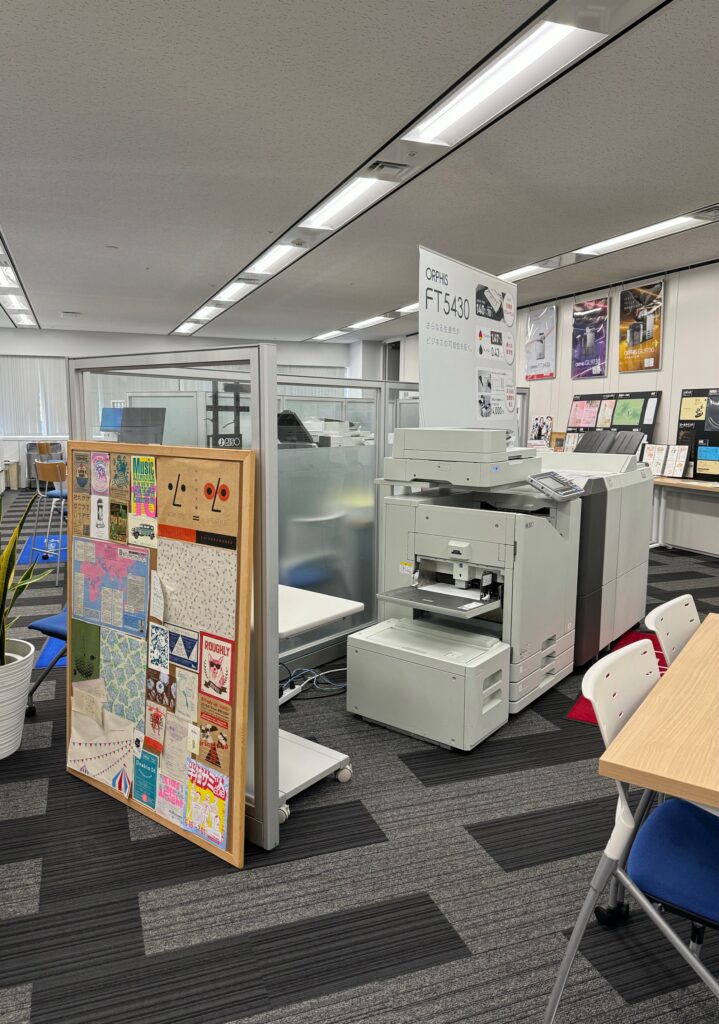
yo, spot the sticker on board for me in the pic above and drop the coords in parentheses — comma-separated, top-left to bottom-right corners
(168, 624, 200, 672)
(184, 757, 229, 850)
(73, 451, 91, 493)
(110, 452, 131, 502)
(91, 452, 110, 495)
(199, 633, 234, 704)
(131, 455, 157, 518)
(157, 457, 240, 549)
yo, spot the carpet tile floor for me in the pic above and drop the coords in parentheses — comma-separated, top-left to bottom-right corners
(1, 492, 718, 1023)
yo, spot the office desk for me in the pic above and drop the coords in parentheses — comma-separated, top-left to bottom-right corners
(599, 614, 719, 808)
(651, 477, 719, 556)
(278, 584, 363, 639)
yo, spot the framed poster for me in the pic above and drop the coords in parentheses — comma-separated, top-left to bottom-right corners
(618, 280, 663, 372)
(418, 247, 517, 432)
(525, 305, 556, 381)
(65, 441, 255, 870)
(571, 297, 608, 379)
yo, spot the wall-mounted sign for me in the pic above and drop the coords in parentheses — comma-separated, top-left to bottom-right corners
(525, 305, 556, 381)
(618, 280, 663, 372)
(571, 297, 608, 379)
(418, 247, 517, 432)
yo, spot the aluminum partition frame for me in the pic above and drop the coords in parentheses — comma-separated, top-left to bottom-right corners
(68, 345, 280, 851)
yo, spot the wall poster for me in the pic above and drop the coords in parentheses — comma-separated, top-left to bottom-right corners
(618, 280, 663, 372)
(525, 305, 556, 381)
(66, 441, 255, 870)
(418, 247, 517, 432)
(571, 297, 608, 379)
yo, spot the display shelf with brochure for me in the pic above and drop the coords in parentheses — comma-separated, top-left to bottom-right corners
(66, 441, 255, 868)
(566, 390, 661, 444)
(643, 444, 669, 476)
(664, 445, 689, 478)
(676, 388, 719, 481)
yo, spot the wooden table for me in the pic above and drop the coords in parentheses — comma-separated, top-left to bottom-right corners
(599, 614, 719, 808)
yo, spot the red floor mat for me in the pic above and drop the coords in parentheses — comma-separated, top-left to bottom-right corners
(566, 630, 667, 725)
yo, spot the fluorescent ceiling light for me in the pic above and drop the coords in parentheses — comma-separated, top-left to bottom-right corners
(347, 315, 392, 331)
(574, 216, 701, 256)
(2, 294, 29, 310)
(300, 177, 396, 232)
(13, 313, 35, 327)
(0, 266, 18, 288)
(404, 21, 604, 148)
(247, 243, 302, 275)
(395, 302, 419, 314)
(499, 264, 546, 281)
(192, 304, 223, 321)
(214, 280, 255, 302)
(174, 322, 199, 334)
(313, 329, 347, 341)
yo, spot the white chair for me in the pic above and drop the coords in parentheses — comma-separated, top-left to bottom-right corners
(544, 638, 719, 1022)
(645, 594, 699, 666)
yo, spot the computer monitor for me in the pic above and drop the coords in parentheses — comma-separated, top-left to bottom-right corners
(277, 411, 314, 448)
(118, 407, 166, 445)
(100, 407, 124, 432)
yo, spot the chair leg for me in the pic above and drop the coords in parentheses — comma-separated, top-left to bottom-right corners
(31, 494, 41, 549)
(26, 643, 67, 714)
(618, 871, 719, 1000)
(595, 789, 655, 928)
(42, 498, 56, 560)
(690, 922, 706, 960)
(55, 498, 65, 585)
(544, 853, 618, 1024)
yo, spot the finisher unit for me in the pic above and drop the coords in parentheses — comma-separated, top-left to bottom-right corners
(347, 428, 581, 750)
(539, 450, 653, 664)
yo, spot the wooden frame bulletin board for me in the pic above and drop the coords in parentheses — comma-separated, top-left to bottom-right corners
(65, 442, 255, 868)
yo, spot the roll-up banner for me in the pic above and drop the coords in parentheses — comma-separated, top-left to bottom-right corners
(418, 247, 517, 432)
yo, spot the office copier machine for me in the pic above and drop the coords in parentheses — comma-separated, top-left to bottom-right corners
(347, 429, 582, 751)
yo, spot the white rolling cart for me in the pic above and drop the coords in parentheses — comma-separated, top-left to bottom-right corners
(246, 585, 364, 826)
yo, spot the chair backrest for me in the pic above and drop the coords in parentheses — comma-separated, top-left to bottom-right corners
(582, 639, 661, 749)
(35, 459, 67, 484)
(645, 594, 699, 666)
(37, 442, 53, 458)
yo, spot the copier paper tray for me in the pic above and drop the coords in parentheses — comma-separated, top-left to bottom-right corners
(379, 585, 501, 620)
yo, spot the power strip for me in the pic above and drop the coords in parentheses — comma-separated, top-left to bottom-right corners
(279, 680, 306, 706)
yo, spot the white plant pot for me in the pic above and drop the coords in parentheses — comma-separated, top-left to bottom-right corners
(0, 638, 35, 759)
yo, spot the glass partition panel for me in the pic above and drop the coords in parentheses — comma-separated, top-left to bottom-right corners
(385, 384, 419, 456)
(81, 370, 253, 448)
(276, 382, 378, 654)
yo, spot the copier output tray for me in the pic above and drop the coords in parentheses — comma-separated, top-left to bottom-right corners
(378, 585, 501, 620)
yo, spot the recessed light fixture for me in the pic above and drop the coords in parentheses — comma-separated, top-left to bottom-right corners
(247, 243, 303, 275)
(403, 21, 604, 148)
(499, 264, 546, 282)
(12, 313, 36, 327)
(214, 280, 256, 302)
(192, 304, 223, 321)
(2, 294, 29, 310)
(347, 315, 392, 331)
(0, 266, 18, 288)
(313, 329, 347, 341)
(300, 177, 396, 232)
(395, 302, 419, 314)
(574, 216, 702, 256)
(174, 322, 199, 334)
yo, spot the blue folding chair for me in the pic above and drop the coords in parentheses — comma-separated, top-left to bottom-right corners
(544, 640, 719, 1021)
(26, 610, 67, 716)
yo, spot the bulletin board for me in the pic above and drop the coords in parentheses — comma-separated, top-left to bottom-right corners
(65, 441, 255, 869)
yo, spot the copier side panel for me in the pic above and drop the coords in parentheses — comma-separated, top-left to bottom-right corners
(511, 502, 581, 664)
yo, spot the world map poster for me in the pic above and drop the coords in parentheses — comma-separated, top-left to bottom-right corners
(72, 537, 150, 638)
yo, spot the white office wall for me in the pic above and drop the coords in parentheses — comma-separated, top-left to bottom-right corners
(516, 262, 719, 444)
(0, 328, 350, 368)
(399, 335, 419, 382)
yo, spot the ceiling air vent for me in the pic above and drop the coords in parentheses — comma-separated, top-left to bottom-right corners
(365, 160, 411, 181)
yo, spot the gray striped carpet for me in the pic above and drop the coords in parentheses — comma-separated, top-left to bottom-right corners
(1, 490, 718, 1023)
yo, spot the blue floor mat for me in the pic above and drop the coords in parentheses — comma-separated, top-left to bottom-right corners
(18, 534, 68, 566)
(36, 636, 67, 668)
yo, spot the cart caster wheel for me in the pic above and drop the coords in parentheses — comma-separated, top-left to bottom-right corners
(278, 804, 291, 825)
(25, 705, 37, 718)
(335, 764, 353, 783)
(595, 902, 629, 928)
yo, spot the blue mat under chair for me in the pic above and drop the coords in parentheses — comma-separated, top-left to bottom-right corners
(36, 636, 67, 668)
(18, 534, 68, 566)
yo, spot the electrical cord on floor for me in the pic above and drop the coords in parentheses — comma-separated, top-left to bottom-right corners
(279, 665, 347, 700)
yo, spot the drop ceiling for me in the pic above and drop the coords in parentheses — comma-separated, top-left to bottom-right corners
(1, 0, 718, 340)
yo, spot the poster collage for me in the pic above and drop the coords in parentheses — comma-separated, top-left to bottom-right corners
(68, 448, 245, 852)
(524, 281, 664, 381)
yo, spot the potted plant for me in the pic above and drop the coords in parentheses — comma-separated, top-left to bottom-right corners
(0, 494, 53, 759)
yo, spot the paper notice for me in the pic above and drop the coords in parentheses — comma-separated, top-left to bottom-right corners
(150, 571, 165, 623)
